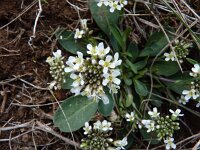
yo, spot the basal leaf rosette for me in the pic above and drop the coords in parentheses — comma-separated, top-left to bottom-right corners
(64, 42, 122, 104)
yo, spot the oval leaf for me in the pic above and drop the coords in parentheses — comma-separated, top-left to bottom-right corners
(124, 87, 133, 107)
(98, 91, 114, 116)
(134, 79, 148, 96)
(140, 32, 174, 57)
(127, 42, 139, 62)
(153, 61, 179, 77)
(61, 74, 74, 89)
(53, 95, 98, 132)
(56, 29, 87, 55)
(89, 0, 120, 35)
(164, 73, 193, 94)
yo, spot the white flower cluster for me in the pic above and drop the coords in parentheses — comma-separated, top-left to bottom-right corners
(46, 50, 66, 90)
(74, 19, 89, 39)
(181, 64, 200, 107)
(164, 40, 191, 63)
(81, 120, 128, 150)
(141, 108, 183, 150)
(65, 42, 122, 104)
(97, 0, 128, 13)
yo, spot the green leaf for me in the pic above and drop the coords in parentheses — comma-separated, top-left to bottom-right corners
(164, 73, 193, 94)
(150, 91, 163, 107)
(166, 80, 191, 94)
(124, 78, 132, 86)
(61, 74, 74, 89)
(126, 59, 138, 73)
(124, 87, 133, 107)
(127, 42, 139, 62)
(110, 26, 124, 49)
(140, 32, 174, 57)
(125, 59, 147, 74)
(153, 61, 179, 77)
(134, 79, 148, 96)
(110, 34, 121, 52)
(89, 0, 120, 35)
(56, 29, 87, 55)
(186, 58, 199, 65)
(53, 95, 98, 132)
(140, 129, 160, 145)
(122, 27, 132, 44)
(98, 91, 114, 116)
(134, 60, 147, 71)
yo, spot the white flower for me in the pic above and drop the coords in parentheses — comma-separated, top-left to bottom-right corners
(70, 86, 82, 95)
(65, 61, 75, 72)
(103, 69, 121, 86)
(83, 122, 92, 135)
(46, 49, 62, 64)
(111, 53, 122, 67)
(53, 49, 62, 59)
(178, 95, 189, 105)
(97, 0, 104, 7)
(99, 93, 110, 104)
(102, 120, 113, 131)
(141, 120, 155, 132)
(65, 51, 84, 71)
(103, 0, 110, 6)
(75, 52, 84, 69)
(87, 44, 98, 56)
(80, 19, 88, 31)
(125, 112, 135, 122)
(169, 109, 184, 118)
(119, 0, 128, 6)
(46, 56, 54, 65)
(70, 73, 84, 87)
(196, 101, 200, 108)
(182, 89, 199, 100)
(146, 122, 155, 132)
(164, 137, 176, 150)
(114, 137, 128, 150)
(97, 0, 113, 7)
(191, 64, 200, 73)
(81, 85, 91, 97)
(49, 81, 57, 89)
(136, 121, 142, 129)
(148, 107, 160, 118)
(164, 52, 175, 61)
(74, 29, 84, 39)
(109, 84, 120, 93)
(97, 42, 110, 58)
(99, 55, 115, 73)
(109, 1, 122, 13)
(190, 64, 200, 77)
(141, 120, 151, 126)
(93, 120, 112, 131)
(93, 120, 102, 130)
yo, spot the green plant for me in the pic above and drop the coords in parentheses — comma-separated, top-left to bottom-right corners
(46, 0, 200, 149)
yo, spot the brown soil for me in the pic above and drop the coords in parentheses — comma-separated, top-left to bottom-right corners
(0, 0, 88, 149)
